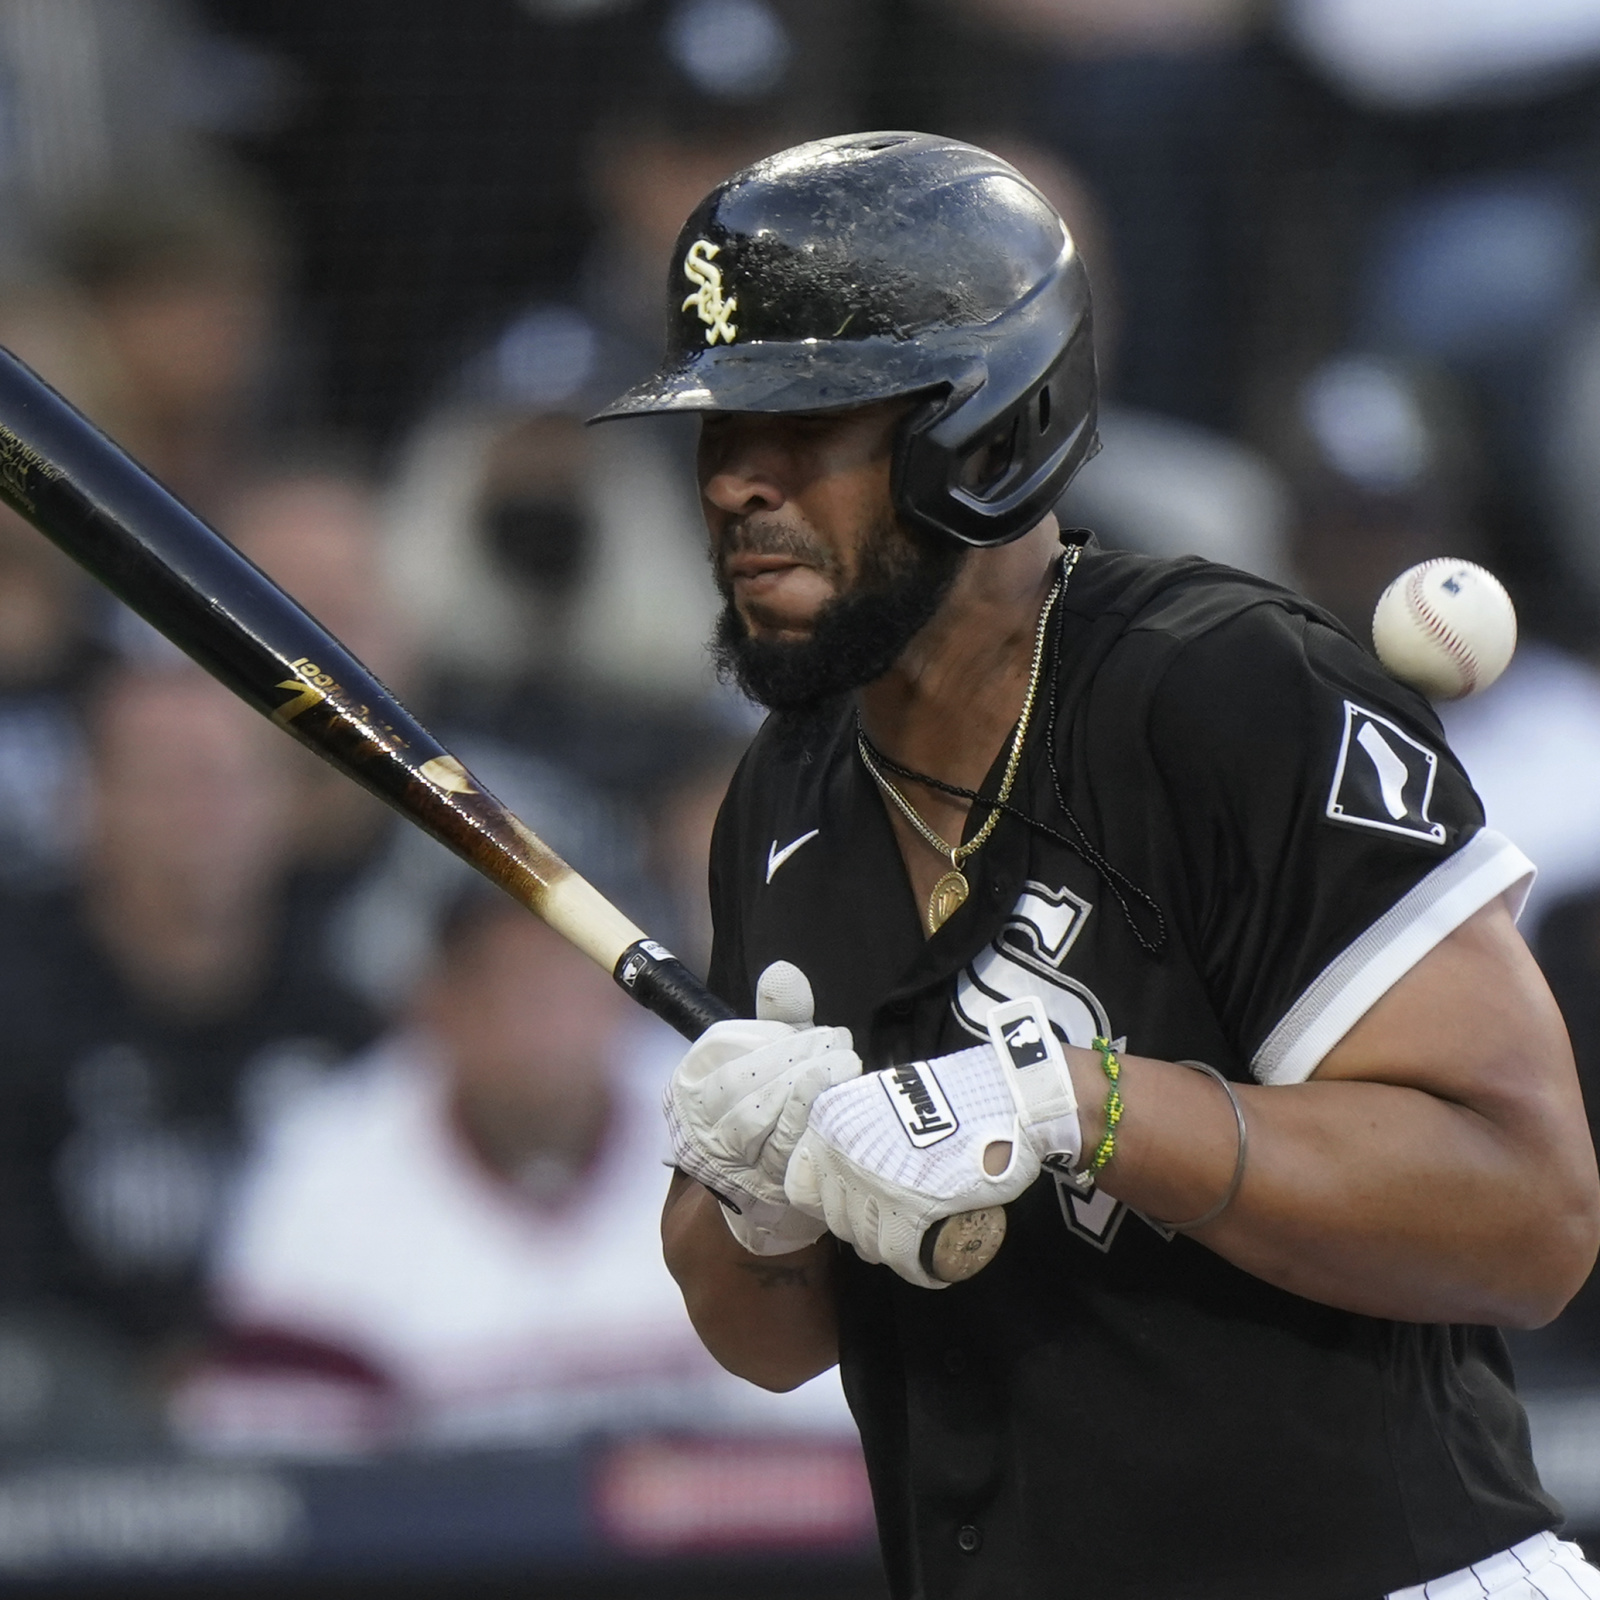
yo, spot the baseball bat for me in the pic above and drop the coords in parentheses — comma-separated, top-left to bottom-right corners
(0, 345, 1004, 1286)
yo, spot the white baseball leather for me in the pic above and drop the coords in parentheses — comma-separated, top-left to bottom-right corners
(785, 997, 1082, 1289)
(1371, 558, 1517, 700)
(664, 961, 861, 1255)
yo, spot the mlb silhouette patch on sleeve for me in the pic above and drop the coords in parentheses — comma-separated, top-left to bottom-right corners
(1325, 701, 1446, 844)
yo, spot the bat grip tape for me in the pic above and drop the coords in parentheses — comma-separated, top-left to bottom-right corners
(612, 939, 736, 1040)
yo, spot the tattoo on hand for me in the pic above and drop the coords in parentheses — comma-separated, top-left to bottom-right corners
(739, 1259, 815, 1289)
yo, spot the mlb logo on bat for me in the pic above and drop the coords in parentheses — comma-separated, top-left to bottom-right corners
(880, 1063, 959, 1148)
(1326, 701, 1445, 845)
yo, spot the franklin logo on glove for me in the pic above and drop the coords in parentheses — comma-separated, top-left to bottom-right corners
(883, 1064, 959, 1147)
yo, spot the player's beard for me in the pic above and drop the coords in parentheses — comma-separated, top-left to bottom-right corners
(710, 510, 966, 730)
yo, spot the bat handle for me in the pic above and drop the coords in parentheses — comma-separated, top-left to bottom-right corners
(612, 940, 1006, 1284)
(611, 938, 736, 1037)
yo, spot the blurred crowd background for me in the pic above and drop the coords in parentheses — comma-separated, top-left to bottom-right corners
(1, 0, 1599, 1591)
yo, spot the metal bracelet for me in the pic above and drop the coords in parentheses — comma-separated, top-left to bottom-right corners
(1159, 1061, 1248, 1232)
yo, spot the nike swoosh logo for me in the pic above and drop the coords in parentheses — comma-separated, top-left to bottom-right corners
(766, 829, 820, 884)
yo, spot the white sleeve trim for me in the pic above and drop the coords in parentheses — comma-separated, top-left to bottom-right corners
(1250, 829, 1536, 1087)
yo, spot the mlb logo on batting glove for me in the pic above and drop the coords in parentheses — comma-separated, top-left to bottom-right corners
(985, 996, 1083, 1172)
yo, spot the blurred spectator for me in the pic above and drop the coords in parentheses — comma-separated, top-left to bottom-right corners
(196, 889, 849, 1454)
(0, 284, 127, 896)
(1271, 352, 1477, 633)
(386, 362, 717, 746)
(195, 0, 863, 450)
(1355, 177, 1597, 632)
(1249, 0, 1600, 638)
(0, 507, 96, 896)
(1063, 405, 1294, 582)
(1442, 648, 1600, 936)
(385, 407, 691, 701)
(51, 165, 285, 515)
(225, 467, 405, 687)
(970, 134, 1293, 580)
(1272, 351, 1600, 936)
(385, 0, 849, 759)
(0, 510, 91, 693)
(935, 0, 1267, 431)
(222, 463, 411, 874)
(0, 665, 374, 1367)
(1282, 0, 1600, 111)
(0, 1, 253, 267)
(1542, 298, 1600, 621)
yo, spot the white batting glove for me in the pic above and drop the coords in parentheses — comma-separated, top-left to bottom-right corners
(665, 961, 861, 1255)
(785, 997, 1082, 1288)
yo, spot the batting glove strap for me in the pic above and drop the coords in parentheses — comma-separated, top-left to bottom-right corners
(984, 995, 1083, 1170)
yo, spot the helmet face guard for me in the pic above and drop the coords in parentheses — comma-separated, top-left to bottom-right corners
(591, 131, 1100, 548)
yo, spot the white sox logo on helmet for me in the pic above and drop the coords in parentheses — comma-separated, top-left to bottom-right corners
(682, 239, 738, 345)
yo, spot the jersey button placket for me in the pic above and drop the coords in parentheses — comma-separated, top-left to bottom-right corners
(956, 1524, 982, 1554)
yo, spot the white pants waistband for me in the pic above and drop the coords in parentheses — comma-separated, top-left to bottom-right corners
(1386, 1530, 1600, 1600)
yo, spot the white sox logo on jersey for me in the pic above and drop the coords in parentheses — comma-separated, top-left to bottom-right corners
(1326, 701, 1445, 844)
(950, 881, 1162, 1252)
(953, 880, 1105, 1046)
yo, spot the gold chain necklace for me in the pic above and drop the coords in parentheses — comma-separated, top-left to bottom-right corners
(857, 547, 1078, 934)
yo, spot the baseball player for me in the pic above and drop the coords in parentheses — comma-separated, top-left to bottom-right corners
(592, 134, 1600, 1599)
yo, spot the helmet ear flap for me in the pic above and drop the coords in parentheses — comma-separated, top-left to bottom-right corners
(893, 324, 1100, 549)
(958, 418, 1020, 498)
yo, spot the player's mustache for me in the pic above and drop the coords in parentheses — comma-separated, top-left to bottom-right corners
(715, 518, 837, 576)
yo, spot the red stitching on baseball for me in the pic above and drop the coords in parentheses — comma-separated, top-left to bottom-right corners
(1405, 564, 1477, 694)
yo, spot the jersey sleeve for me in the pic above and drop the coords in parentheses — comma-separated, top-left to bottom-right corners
(1145, 600, 1534, 1086)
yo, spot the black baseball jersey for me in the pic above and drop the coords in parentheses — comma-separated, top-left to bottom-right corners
(706, 543, 1553, 1600)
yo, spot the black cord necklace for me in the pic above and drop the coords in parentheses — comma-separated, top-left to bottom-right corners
(855, 553, 1168, 956)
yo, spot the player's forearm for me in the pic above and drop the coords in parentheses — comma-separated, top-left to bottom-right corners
(1085, 1053, 1600, 1327)
(661, 1171, 840, 1390)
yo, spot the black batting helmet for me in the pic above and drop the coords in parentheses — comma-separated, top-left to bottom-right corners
(591, 131, 1099, 548)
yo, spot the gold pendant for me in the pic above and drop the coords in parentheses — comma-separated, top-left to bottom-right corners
(927, 869, 970, 934)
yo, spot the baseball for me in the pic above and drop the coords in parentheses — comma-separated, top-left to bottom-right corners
(1371, 558, 1517, 701)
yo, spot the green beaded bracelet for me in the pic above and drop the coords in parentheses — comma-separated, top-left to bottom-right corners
(1067, 1036, 1123, 1194)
